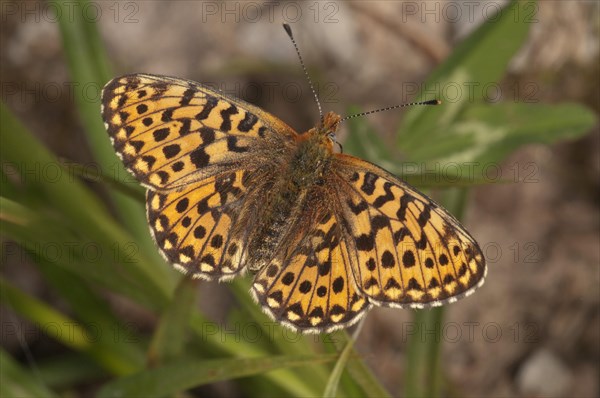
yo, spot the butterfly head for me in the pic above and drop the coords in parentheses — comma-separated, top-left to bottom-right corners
(320, 111, 341, 134)
(303, 111, 342, 152)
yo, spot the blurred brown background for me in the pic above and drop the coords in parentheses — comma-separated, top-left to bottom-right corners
(2, 1, 598, 397)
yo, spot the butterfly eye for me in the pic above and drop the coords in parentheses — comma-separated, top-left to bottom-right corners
(327, 132, 344, 153)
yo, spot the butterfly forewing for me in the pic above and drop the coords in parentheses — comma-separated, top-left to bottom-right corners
(101, 74, 295, 191)
(332, 154, 486, 307)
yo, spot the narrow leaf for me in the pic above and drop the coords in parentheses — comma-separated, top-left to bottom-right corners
(98, 354, 337, 398)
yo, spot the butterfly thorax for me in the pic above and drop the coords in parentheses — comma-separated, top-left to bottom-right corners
(246, 112, 340, 272)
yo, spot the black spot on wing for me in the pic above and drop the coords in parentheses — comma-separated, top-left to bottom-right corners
(161, 108, 174, 122)
(227, 136, 249, 153)
(176, 198, 189, 213)
(416, 231, 428, 250)
(281, 272, 295, 285)
(371, 215, 389, 232)
(417, 204, 432, 227)
(180, 88, 195, 106)
(356, 233, 375, 251)
(373, 182, 394, 208)
(238, 112, 258, 132)
(150, 81, 168, 97)
(318, 260, 331, 276)
(130, 140, 144, 152)
(124, 125, 135, 137)
(195, 95, 218, 120)
(332, 277, 344, 293)
(407, 277, 423, 291)
(384, 278, 401, 290)
(439, 254, 449, 265)
(360, 172, 378, 195)
(179, 119, 191, 136)
(117, 94, 128, 108)
(364, 277, 378, 289)
(402, 250, 416, 268)
(190, 148, 210, 169)
(396, 194, 415, 221)
(299, 280, 312, 294)
(425, 258, 434, 269)
(156, 170, 169, 185)
(124, 76, 141, 90)
(381, 251, 395, 268)
(287, 302, 304, 316)
(268, 290, 283, 306)
(142, 155, 156, 169)
(153, 128, 170, 141)
(199, 127, 216, 145)
(309, 306, 324, 318)
(220, 105, 238, 131)
(393, 227, 410, 244)
(136, 103, 148, 114)
(163, 144, 181, 159)
(347, 199, 368, 215)
(171, 161, 184, 172)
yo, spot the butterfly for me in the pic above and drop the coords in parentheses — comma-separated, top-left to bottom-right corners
(101, 71, 486, 334)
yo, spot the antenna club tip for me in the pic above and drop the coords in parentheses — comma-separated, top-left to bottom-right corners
(283, 23, 293, 37)
(424, 99, 441, 105)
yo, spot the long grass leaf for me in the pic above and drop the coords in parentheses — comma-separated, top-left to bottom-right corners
(98, 354, 338, 398)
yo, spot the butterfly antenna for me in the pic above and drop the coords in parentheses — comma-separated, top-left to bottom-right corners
(283, 23, 324, 127)
(339, 99, 441, 123)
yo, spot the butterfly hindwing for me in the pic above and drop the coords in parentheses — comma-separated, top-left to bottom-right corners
(146, 169, 256, 280)
(252, 203, 371, 333)
(332, 154, 486, 307)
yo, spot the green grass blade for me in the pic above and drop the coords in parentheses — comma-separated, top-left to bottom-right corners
(228, 278, 332, 391)
(64, 160, 145, 203)
(97, 354, 338, 398)
(35, 353, 105, 389)
(439, 102, 597, 165)
(0, 105, 175, 308)
(0, 276, 138, 375)
(147, 277, 199, 367)
(1, 199, 159, 309)
(398, 0, 535, 155)
(323, 328, 361, 398)
(0, 349, 59, 398)
(404, 307, 445, 398)
(326, 330, 392, 398)
(187, 312, 322, 397)
(34, 259, 146, 372)
(54, 0, 165, 269)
